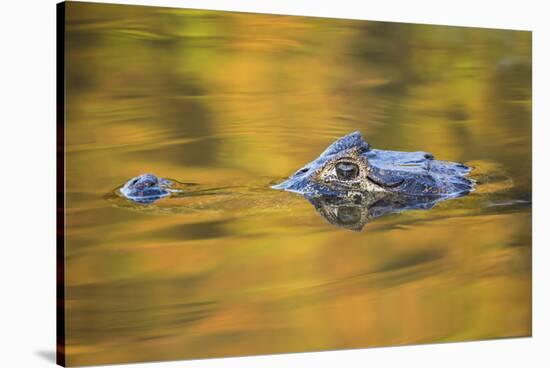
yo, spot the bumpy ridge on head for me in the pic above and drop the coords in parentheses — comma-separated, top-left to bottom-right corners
(319, 131, 370, 157)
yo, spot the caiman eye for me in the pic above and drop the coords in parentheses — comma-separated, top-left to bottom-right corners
(335, 162, 359, 180)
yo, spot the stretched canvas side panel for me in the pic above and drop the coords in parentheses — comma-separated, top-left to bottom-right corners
(56, 2, 66, 367)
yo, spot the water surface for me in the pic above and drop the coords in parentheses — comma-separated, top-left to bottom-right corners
(64, 2, 531, 366)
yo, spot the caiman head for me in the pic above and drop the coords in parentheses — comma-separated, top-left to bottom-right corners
(272, 131, 474, 199)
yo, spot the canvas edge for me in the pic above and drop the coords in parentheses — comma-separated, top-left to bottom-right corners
(56, 1, 67, 367)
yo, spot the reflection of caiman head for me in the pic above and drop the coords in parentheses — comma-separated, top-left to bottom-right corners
(272, 131, 474, 198)
(308, 193, 444, 231)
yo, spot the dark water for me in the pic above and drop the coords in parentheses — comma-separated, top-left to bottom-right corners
(63, 2, 531, 366)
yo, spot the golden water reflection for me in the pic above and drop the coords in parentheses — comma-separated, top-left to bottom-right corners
(64, 2, 531, 366)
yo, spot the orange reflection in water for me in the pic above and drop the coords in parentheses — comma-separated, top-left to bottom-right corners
(63, 2, 531, 366)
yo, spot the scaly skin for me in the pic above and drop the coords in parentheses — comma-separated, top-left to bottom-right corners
(120, 173, 173, 204)
(272, 131, 474, 199)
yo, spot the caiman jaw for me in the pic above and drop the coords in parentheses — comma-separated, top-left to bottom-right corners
(366, 175, 404, 189)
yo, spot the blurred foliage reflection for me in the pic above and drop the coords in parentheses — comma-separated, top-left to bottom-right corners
(64, 2, 531, 366)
